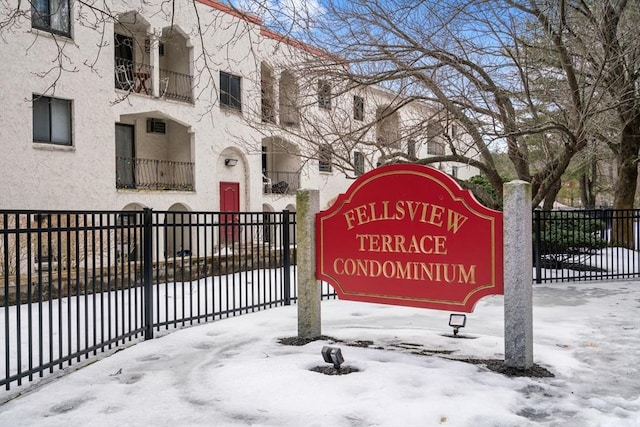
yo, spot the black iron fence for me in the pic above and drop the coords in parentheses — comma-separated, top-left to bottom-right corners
(3, 207, 638, 390)
(1, 209, 335, 391)
(533, 209, 639, 283)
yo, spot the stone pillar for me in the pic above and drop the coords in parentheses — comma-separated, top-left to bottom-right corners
(151, 31, 160, 97)
(297, 190, 321, 339)
(503, 180, 533, 369)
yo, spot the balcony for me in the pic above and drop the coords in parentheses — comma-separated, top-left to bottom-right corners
(114, 57, 193, 103)
(116, 157, 194, 191)
(263, 171, 300, 195)
(159, 68, 194, 103)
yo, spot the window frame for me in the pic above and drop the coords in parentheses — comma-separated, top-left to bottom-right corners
(220, 71, 242, 111)
(407, 140, 416, 159)
(353, 151, 365, 176)
(319, 144, 333, 173)
(353, 95, 364, 121)
(318, 80, 332, 110)
(427, 140, 445, 156)
(32, 94, 73, 146)
(31, 0, 71, 37)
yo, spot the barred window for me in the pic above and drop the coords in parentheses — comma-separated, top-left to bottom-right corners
(354, 151, 365, 176)
(353, 96, 364, 121)
(319, 145, 332, 172)
(318, 80, 331, 110)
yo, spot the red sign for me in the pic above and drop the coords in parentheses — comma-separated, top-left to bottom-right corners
(316, 164, 503, 312)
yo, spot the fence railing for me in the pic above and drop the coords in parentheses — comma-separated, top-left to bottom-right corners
(116, 157, 195, 191)
(114, 58, 152, 95)
(114, 58, 193, 103)
(3, 207, 637, 390)
(1, 209, 335, 391)
(533, 209, 639, 283)
(263, 170, 301, 194)
(159, 68, 194, 103)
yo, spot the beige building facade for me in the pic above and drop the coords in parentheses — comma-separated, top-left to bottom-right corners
(0, 0, 478, 216)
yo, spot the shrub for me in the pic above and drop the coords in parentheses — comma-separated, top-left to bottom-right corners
(535, 211, 607, 255)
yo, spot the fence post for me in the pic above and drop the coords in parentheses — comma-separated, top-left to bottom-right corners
(143, 208, 154, 340)
(533, 210, 542, 284)
(282, 209, 291, 306)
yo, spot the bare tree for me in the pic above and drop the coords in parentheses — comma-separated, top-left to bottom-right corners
(2, 0, 635, 216)
(243, 0, 638, 215)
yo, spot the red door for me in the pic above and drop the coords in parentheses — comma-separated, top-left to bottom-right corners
(220, 182, 240, 244)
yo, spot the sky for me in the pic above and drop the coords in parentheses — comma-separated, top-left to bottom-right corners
(0, 278, 638, 426)
(235, 0, 325, 33)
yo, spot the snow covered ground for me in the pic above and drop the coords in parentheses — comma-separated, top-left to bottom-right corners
(0, 279, 638, 426)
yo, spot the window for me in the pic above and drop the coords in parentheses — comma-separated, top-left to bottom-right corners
(353, 95, 364, 121)
(376, 107, 400, 148)
(32, 0, 70, 36)
(318, 80, 331, 110)
(261, 64, 275, 123)
(220, 71, 242, 111)
(319, 145, 332, 172)
(407, 140, 416, 159)
(353, 151, 365, 176)
(427, 140, 445, 155)
(279, 70, 299, 126)
(33, 95, 72, 146)
(451, 165, 459, 178)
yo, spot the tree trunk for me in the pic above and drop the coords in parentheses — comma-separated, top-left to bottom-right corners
(579, 159, 597, 208)
(542, 179, 561, 211)
(611, 118, 640, 249)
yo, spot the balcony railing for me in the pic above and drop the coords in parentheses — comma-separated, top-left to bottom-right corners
(263, 170, 300, 194)
(115, 58, 152, 95)
(116, 157, 194, 191)
(159, 68, 193, 103)
(115, 58, 193, 103)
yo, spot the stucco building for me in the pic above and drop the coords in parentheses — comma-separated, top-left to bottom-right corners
(0, 0, 478, 217)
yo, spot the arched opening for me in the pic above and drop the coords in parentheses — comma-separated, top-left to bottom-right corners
(116, 112, 194, 191)
(262, 204, 275, 244)
(159, 26, 193, 102)
(117, 203, 146, 262)
(261, 136, 301, 195)
(164, 203, 193, 258)
(113, 12, 151, 94)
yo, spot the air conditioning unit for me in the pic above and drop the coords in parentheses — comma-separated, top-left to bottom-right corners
(146, 118, 166, 134)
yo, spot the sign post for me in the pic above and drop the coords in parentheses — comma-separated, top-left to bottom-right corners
(309, 164, 535, 369)
(297, 189, 321, 339)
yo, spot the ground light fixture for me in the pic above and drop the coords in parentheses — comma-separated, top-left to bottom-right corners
(449, 313, 467, 337)
(321, 346, 344, 370)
